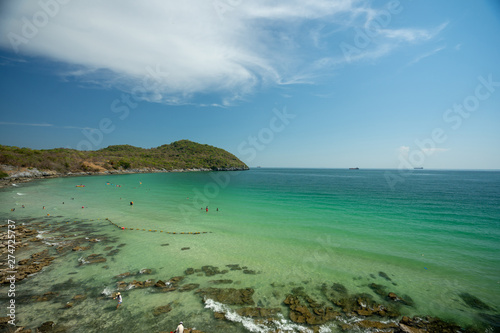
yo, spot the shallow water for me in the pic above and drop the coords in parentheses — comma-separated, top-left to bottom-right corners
(1, 169, 499, 332)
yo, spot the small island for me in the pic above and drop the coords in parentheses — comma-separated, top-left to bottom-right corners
(0, 140, 248, 186)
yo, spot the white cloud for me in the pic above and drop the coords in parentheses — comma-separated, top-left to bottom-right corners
(0, 1, 447, 105)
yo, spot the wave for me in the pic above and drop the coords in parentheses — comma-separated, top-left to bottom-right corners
(203, 298, 338, 333)
(16, 192, 26, 195)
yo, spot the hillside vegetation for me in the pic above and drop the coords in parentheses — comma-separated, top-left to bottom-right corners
(0, 140, 249, 175)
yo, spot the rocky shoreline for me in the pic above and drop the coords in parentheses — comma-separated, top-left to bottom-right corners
(0, 165, 249, 189)
(1, 217, 497, 333)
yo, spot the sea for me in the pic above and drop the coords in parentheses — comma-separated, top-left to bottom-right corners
(1, 168, 499, 332)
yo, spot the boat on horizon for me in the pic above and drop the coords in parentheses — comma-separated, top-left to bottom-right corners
(349, 167, 359, 170)
(414, 167, 424, 170)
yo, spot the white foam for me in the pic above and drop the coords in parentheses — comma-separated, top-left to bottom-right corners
(101, 287, 113, 296)
(16, 192, 25, 195)
(78, 256, 90, 265)
(204, 299, 314, 333)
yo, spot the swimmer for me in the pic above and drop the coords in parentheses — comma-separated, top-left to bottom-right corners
(130, 201, 133, 206)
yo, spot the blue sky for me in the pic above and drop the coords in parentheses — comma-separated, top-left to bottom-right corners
(1, 0, 499, 169)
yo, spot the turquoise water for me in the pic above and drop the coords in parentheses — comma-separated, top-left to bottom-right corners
(1, 169, 499, 332)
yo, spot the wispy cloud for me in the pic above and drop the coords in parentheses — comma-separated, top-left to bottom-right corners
(0, 55, 27, 66)
(0, 122, 95, 130)
(408, 45, 446, 66)
(0, 1, 448, 105)
(0, 122, 53, 127)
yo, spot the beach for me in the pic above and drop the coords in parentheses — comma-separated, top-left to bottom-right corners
(1, 169, 499, 332)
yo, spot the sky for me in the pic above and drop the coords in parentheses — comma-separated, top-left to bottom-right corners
(0, 0, 499, 169)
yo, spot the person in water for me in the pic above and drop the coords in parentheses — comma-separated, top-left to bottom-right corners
(113, 292, 122, 309)
(130, 201, 133, 206)
(174, 321, 184, 333)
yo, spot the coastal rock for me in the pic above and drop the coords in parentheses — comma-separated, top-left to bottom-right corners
(179, 283, 200, 292)
(154, 280, 176, 292)
(155, 280, 167, 288)
(333, 293, 399, 318)
(185, 268, 195, 275)
(80, 254, 106, 265)
(72, 246, 90, 251)
(114, 272, 131, 279)
(357, 320, 398, 330)
(139, 268, 152, 274)
(283, 295, 340, 325)
(1, 249, 55, 284)
(399, 316, 465, 333)
(33, 292, 59, 302)
(201, 265, 223, 276)
(37, 321, 55, 332)
(213, 312, 226, 320)
(196, 288, 255, 305)
(387, 292, 414, 306)
(0, 316, 31, 332)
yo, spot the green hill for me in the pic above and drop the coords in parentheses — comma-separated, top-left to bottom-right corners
(0, 140, 249, 176)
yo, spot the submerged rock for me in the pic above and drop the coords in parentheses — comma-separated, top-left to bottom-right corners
(369, 283, 387, 296)
(226, 264, 242, 270)
(209, 279, 233, 285)
(379, 271, 392, 281)
(153, 304, 172, 316)
(459, 292, 492, 310)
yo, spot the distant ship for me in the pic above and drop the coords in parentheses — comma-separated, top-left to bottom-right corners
(349, 167, 359, 170)
(414, 167, 424, 170)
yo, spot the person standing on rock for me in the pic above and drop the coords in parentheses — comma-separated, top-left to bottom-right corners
(113, 292, 122, 309)
(174, 321, 184, 333)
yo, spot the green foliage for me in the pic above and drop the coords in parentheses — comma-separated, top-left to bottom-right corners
(0, 141, 248, 173)
(0, 171, 8, 178)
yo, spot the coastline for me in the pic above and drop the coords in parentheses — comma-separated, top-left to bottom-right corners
(0, 166, 249, 189)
